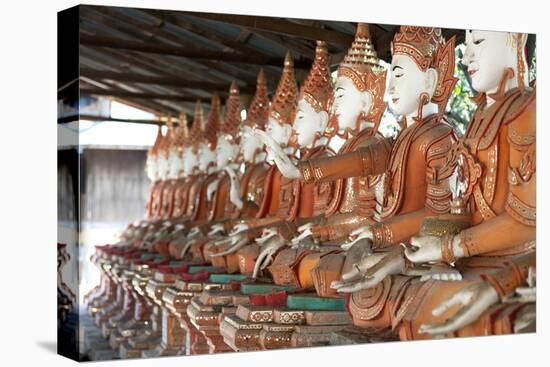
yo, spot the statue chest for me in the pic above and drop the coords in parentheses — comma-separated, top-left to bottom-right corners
(462, 117, 510, 223)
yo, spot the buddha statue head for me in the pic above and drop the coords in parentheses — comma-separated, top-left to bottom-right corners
(183, 100, 204, 176)
(265, 51, 299, 160)
(241, 68, 270, 164)
(168, 114, 189, 179)
(292, 40, 333, 148)
(216, 81, 242, 170)
(156, 118, 173, 180)
(462, 30, 529, 98)
(145, 126, 163, 181)
(326, 23, 387, 138)
(198, 93, 221, 172)
(388, 26, 457, 122)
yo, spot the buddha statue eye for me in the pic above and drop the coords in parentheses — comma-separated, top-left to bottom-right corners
(473, 38, 485, 45)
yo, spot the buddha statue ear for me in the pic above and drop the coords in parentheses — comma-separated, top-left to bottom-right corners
(425, 67, 438, 101)
(360, 91, 373, 119)
(318, 110, 329, 131)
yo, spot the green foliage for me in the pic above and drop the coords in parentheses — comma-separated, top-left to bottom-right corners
(445, 46, 477, 136)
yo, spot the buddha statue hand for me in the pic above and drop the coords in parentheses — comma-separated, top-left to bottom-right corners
(254, 129, 301, 179)
(290, 222, 316, 248)
(406, 235, 464, 265)
(210, 233, 250, 257)
(178, 237, 199, 259)
(208, 223, 226, 237)
(225, 166, 244, 209)
(513, 304, 536, 333)
(341, 226, 373, 251)
(331, 247, 405, 293)
(418, 281, 500, 336)
(207, 177, 221, 201)
(187, 227, 202, 239)
(252, 234, 287, 279)
(230, 222, 249, 236)
(416, 264, 463, 282)
(255, 227, 278, 245)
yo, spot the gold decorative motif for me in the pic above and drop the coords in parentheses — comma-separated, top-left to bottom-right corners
(300, 40, 332, 113)
(245, 68, 270, 131)
(505, 191, 536, 226)
(473, 184, 497, 221)
(269, 51, 298, 126)
(220, 81, 243, 144)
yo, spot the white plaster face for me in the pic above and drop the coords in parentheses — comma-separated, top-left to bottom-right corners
(182, 146, 197, 176)
(168, 148, 184, 179)
(387, 54, 437, 117)
(265, 117, 292, 161)
(331, 76, 372, 132)
(266, 117, 292, 146)
(157, 154, 169, 180)
(198, 143, 216, 172)
(462, 30, 521, 94)
(240, 126, 264, 163)
(293, 98, 329, 148)
(145, 155, 158, 181)
(215, 136, 239, 170)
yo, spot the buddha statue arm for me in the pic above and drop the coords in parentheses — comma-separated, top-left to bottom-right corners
(482, 250, 535, 297)
(311, 213, 374, 242)
(370, 209, 430, 249)
(298, 138, 393, 184)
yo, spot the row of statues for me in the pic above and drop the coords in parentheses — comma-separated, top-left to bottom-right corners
(86, 23, 535, 358)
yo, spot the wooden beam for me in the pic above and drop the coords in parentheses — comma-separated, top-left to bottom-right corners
(80, 12, 268, 88)
(58, 114, 163, 125)
(186, 12, 354, 46)
(80, 34, 311, 69)
(81, 87, 202, 102)
(80, 67, 256, 93)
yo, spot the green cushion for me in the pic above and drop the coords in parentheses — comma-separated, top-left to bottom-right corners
(208, 274, 248, 283)
(240, 283, 298, 295)
(286, 294, 346, 311)
(188, 265, 218, 274)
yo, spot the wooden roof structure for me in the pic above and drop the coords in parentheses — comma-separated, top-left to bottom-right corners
(59, 5, 534, 125)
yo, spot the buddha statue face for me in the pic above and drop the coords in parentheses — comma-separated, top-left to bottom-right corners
(145, 155, 158, 181)
(240, 126, 264, 163)
(462, 30, 527, 94)
(387, 54, 437, 117)
(198, 143, 217, 172)
(332, 76, 373, 132)
(293, 99, 329, 148)
(168, 148, 184, 179)
(216, 136, 239, 170)
(182, 146, 198, 176)
(265, 116, 292, 160)
(157, 154, 170, 180)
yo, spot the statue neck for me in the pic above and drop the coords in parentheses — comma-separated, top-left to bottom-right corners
(406, 102, 438, 127)
(254, 151, 267, 164)
(485, 67, 528, 108)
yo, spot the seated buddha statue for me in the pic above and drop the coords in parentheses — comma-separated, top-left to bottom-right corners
(176, 82, 250, 264)
(217, 42, 338, 280)
(208, 50, 331, 275)
(119, 125, 165, 246)
(255, 23, 390, 295)
(333, 29, 535, 341)
(143, 115, 192, 254)
(180, 68, 272, 272)
(165, 94, 222, 257)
